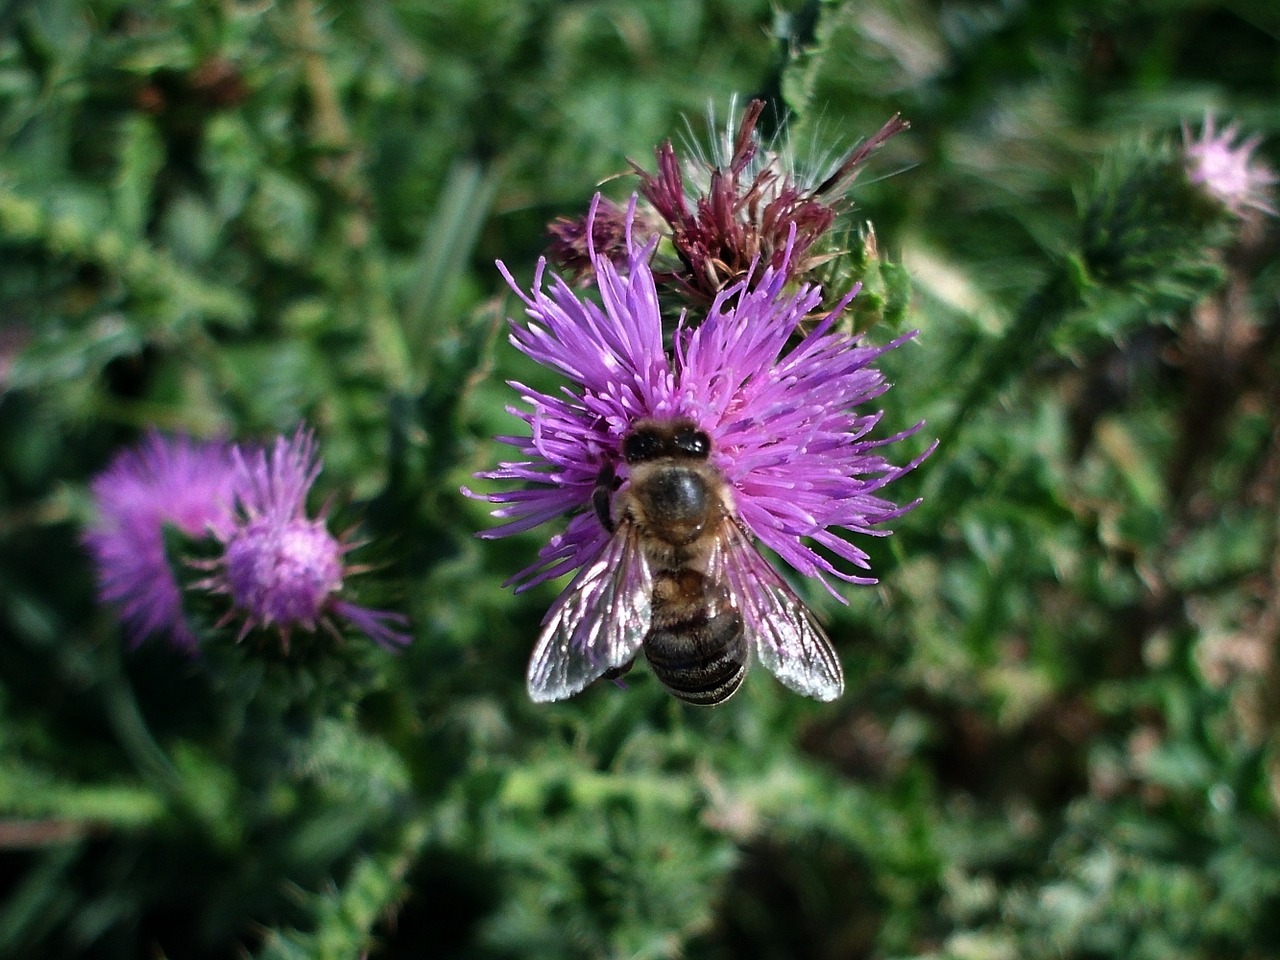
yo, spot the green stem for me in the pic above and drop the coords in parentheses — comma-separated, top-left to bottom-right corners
(98, 640, 183, 796)
(935, 265, 1082, 453)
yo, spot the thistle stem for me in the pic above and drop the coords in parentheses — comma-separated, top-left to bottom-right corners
(98, 640, 183, 795)
(935, 266, 1082, 452)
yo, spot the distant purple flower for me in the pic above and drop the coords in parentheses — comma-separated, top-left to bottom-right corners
(1182, 113, 1276, 217)
(0, 322, 28, 393)
(471, 196, 927, 597)
(83, 432, 239, 651)
(205, 429, 411, 650)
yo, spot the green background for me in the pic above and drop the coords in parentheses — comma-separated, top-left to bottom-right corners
(2, 1, 1279, 957)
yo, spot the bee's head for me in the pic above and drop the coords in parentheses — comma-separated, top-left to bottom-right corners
(623, 418, 711, 465)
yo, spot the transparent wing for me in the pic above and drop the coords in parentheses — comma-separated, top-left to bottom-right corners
(710, 518, 844, 701)
(526, 523, 653, 702)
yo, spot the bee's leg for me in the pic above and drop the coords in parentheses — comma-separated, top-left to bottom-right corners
(602, 656, 636, 688)
(593, 461, 619, 533)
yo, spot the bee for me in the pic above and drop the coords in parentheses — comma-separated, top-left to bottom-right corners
(527, 418, 844, 704)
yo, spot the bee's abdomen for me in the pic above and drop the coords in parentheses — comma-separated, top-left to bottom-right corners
(643, 570, 747, 706)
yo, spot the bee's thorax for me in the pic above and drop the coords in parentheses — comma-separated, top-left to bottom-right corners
(628, 462, 717, 547)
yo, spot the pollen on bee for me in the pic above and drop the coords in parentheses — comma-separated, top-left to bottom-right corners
(652, 569, 702, 602)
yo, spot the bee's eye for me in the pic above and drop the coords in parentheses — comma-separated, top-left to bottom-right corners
(673, 428, 711, 459)
(624, 430, 662, 463)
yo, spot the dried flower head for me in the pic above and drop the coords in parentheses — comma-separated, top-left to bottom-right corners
(633, 99, 907, 303)
(83, 432, 239, 651)
(470, 198, 928, 701)
(545, 100, 907, 309)
(1182, 113, 1276, 217)
(546, 196, 661, 284)
(206, 429, 411, 651)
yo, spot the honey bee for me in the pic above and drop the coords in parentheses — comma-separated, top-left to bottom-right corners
(527, 418, 844, 704)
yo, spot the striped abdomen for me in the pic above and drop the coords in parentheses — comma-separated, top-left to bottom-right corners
(642, 568, 748, 706)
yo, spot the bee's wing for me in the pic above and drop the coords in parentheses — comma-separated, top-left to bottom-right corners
(711, 518, 844, 701)
(526, 522, 653, 703)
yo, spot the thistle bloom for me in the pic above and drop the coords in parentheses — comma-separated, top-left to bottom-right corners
(206, 429, 411, 650)
(1182, 113, 1276, 217)
(472, 196, 926, 599)
(85, 427, 410, 653)
(83, 432, 239, 651)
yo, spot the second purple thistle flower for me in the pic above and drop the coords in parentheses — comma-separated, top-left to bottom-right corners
(204, 429, 413, 652)
(470, 196, 929, 705)
(84, 427, 411, 655)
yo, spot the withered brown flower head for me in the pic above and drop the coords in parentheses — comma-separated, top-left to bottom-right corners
(545, 101, 908, 308)
(545, 196, 659, 285)
(632, 99, 907, 304)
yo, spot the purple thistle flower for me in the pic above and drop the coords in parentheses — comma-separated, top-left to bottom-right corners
(469, 197, 929, 701)
(1182, 113, 1276, 217)
(83, 432, 239, 652)
(206, 429, 411, 651)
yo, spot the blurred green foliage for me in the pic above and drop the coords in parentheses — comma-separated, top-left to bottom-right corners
(3, 0, 1280, 957)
